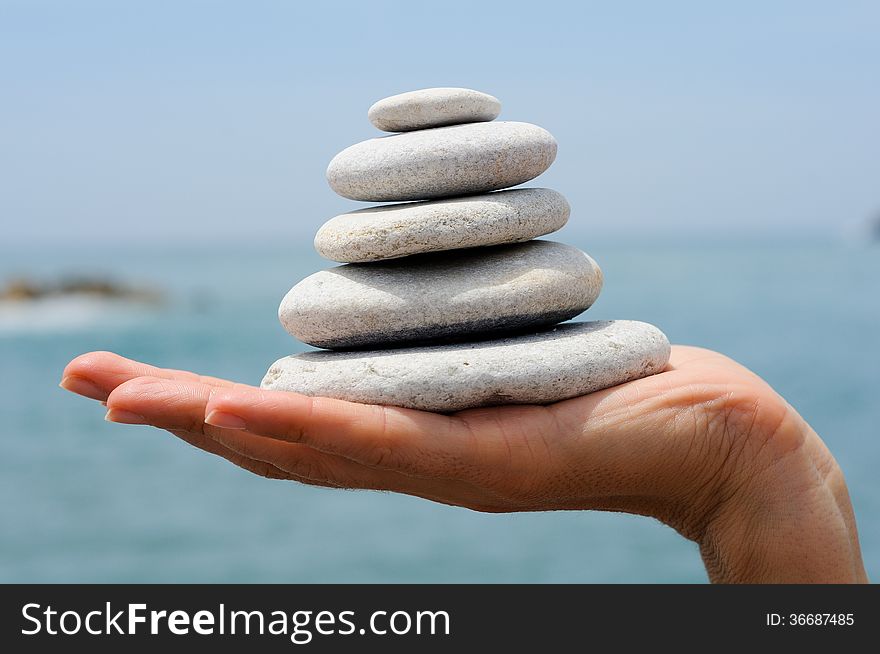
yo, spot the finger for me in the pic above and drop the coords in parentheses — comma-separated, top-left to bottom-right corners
(103, 376, 296, 479)
(105, 377, 351, 486)
(105, 376, 408, 486)
(166, 428, 293, 481)
(167, 428, 351, 491)
(203, 386, 475, 477)
(107, 377, 486, 506)
(106, 375, 263, 435)
(61, 351, 235, 401)
(212, 427, 492, 510)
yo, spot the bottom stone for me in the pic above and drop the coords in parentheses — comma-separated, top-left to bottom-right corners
(261, 320, 670, 413)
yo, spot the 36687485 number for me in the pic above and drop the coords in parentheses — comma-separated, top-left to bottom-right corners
(788, 613, 854, 626)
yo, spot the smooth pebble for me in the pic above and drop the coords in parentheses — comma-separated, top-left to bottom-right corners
(314, 188, 570, 262)
(326, 121, 557, 202)
(279, 240, 602, 349)
(368, 87, 501, 132)
(262, 320, 671, 412)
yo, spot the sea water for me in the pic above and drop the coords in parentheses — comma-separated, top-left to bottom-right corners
(1, 237, 877, 582)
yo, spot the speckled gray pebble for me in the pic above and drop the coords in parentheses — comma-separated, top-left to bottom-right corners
(314, 188, 570, 262)
(279, 240, 602, 349)
(326, 121, 557, 202)
(261, 320, 671, 412)
(368, 87, 501, 132)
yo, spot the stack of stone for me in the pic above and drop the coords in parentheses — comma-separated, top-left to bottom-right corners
(262, 88, 670, 412)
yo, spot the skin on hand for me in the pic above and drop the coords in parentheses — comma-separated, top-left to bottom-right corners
(60, 346, 867, 583)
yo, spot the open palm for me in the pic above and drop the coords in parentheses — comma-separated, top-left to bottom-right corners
(61, 346, 866, 583)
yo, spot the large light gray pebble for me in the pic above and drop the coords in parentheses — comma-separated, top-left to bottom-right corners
(326, 121, 557, 202)
(262, 320, 671, 412)
(279, 240, 602, 349)
(314, 188, 570, 262)
(368, 87, 501, 132)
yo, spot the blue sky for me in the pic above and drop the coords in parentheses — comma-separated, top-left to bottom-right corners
(1, 0, 878, 246)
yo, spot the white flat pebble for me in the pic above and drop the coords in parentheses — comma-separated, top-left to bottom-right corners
(261, 320, 671, 412)
(368, 87, 501, 132)
(326, 121, 557, 202)
(279, 240, 602, 349)
(314, 188, 570, 262)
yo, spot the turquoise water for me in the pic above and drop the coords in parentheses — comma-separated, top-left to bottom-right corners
(1, 238, 878, 582)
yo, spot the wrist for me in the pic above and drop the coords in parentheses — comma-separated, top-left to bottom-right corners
(697, 406, 867, 583)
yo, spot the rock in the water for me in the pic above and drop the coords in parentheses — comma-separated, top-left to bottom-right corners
(279, 240, 602, 349)
(314, 188, 570, 262)
(262, 320, 671, 412)
(326, 121, 557, 202)
(368, 87, 501, 132)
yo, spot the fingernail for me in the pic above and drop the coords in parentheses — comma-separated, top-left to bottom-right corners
(205, 410, 247, 430)
(60, 376, 106, 401)
(105, 409, 146, 425)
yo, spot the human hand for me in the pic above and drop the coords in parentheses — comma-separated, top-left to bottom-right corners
(60, 346, 867, 583)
